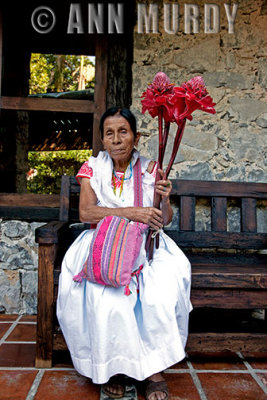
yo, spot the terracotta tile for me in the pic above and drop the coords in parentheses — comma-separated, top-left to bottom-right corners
(0, 314, 18, 321)
(257, 373, 267, 387)
(0, 370, 37, 400)
(189, 351, 246, 370)
(136, 373, 201, 400)
(20, 315, 37, 322)
(168, 357, 188, 369)
(242, 352, 267, 369)
(53, 350, 74, 368)
(6, 323, 36, 342)
(0, 323, 12, 339)
(199, 372, 267, 400)
(165, 373, 201, 399)
(35, 371, 100, 400)
(0, 344, 36, 367)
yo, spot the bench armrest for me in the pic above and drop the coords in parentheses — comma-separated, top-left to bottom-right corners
(35, 221, 70, 244)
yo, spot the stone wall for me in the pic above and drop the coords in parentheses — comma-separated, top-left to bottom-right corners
(0, 220, 45, 314)
(132, 0, 267, 182)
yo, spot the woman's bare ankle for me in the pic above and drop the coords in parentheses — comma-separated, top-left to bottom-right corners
(148, 372, 165, 382)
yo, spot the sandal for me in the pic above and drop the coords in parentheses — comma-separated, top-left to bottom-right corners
(145, 379, 169, 400)
(102, 375, 126, 399)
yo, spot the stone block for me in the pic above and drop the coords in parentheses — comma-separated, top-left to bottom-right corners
(228, 127, 267, 163)
(257, 208, 267, 233)
(228, 97, 267, 122)
(247, 169, 267, 183)
(203, 71, 254, 90)
(21, 271, 38, 314)
(176, 162, 214, 180)
(3, 221, 29, 239)
(0, 242, 16, 264)
(171, 38, 221, 72)
(225, 166, 246, 182)
(5, 245, 34, 270)
(195, 200, 211, 232)
(182, 127, 218, 151)
(228, 206, 240, 232)
(256, 113, 267, 128)
(258, 58, 267, 89)
(0, 270, 21, 314)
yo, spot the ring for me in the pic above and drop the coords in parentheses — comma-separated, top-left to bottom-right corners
(167, 182, 171, 187)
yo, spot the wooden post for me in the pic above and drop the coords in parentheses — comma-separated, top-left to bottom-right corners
(36, 244, 57, 368)
(0, 7, 2, 98)
(92, 37, 108, 156)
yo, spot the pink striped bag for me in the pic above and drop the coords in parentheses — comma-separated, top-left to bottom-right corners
(73, 158, 148, 295)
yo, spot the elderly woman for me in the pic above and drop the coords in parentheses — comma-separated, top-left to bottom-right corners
(57, 107, 192, 400)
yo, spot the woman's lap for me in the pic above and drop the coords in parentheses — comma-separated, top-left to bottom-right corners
(56, 230, 191, 383)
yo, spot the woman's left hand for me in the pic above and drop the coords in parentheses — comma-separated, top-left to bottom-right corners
(155, 169, 172, 203)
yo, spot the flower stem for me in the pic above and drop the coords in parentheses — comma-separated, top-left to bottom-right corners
(164, 119, 186, 179)
(162, 121, 170, 159)
(158, 109, 163, 170)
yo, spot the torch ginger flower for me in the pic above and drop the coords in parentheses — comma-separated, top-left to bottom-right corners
(141, 73, 216, 260)
(171, 76, 216, 122)
(141, 72, 175, 123)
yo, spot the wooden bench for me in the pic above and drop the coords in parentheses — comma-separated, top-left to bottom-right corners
(35, 176, 267, 368)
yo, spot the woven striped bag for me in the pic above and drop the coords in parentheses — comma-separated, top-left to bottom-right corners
(73, 158, 148, 295)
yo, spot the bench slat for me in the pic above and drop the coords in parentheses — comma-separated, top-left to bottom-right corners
(186, 332, 267, 352)
(191, 265, 267, 289)
(191, 289, 267, 308)
(180, 196, 195, 231)
(211, 197, 227, 231)
(241, 198, 257, 232)
(165, 230, 267, 249)
(171, 180, 267, 198)
(52, 331, 267, 353)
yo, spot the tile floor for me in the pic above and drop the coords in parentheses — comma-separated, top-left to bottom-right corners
(0, 314, 266, 400)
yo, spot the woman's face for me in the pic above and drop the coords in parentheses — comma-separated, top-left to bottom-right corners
(102, 115, 140, 166)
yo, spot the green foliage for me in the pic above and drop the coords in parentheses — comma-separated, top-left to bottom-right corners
(27, 150, 92, 194)
(29, 54, 95, 94)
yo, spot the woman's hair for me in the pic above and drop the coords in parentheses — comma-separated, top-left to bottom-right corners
(99, 107, 137, 138)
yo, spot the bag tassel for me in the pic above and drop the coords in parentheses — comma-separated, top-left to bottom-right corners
(73, 271, 86, 283)
(124, 285, 132, 296)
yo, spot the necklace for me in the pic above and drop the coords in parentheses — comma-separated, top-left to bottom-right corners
(112, 161, 132, 197)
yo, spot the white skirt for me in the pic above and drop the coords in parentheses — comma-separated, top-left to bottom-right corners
(56, 229, 193, 384)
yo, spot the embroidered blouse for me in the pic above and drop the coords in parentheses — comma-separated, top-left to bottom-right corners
(76, 159, 157, 191)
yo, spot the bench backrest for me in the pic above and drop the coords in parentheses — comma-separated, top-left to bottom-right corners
(60, 176, 267, 250)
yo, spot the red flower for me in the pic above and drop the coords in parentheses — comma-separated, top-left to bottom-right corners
(141, 72, 174, 122)
(171, 76, 216, 122)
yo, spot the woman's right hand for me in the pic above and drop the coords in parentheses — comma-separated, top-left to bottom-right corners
(131, 207, 164, 230)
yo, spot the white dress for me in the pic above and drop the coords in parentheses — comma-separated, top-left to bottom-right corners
(56, 150, 193, 384)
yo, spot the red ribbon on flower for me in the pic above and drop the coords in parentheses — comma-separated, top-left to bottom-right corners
(141, 73, 216, 260)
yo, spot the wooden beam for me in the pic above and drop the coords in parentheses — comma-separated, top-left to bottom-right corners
(0, 193, 59, 208)
(0, 206, 59, 221)
(0, 96, 95, 113)
(0, 7, 2, 97)
(93, 37, 108, 156)
(186, 332, 267, 352)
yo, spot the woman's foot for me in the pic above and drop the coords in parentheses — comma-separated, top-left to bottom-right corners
(145, 373, 168, 400)
(102, 374, 125, 399)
